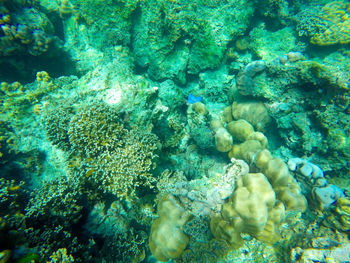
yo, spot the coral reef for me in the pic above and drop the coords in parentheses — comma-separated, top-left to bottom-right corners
(1, 0, 350, 262)
(236, 60, 266, 96)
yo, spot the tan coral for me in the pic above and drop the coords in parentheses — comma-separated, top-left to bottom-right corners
(149, 195, 191, 262)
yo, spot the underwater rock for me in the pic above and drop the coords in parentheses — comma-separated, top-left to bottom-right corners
(236, 60, 266, 96)
(287, 157, 345, 210)
(312, 184, 345, 210)
(291, 243, 350, 263)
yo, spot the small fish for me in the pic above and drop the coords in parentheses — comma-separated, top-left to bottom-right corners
(187, 94, 203, 104)
(138, 142, 144, 151)
(86, 169, 95, 177)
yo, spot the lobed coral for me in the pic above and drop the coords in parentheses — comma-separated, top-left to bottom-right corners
(48, 248, 74, 263)
(149, 194, 191, 262)
(210, 171, 286, 248)
(324, 197, 350, 232)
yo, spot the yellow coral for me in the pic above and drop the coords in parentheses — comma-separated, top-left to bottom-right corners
(149, 195, 191, 262)
(311, 1, 350, 46)
(47, 248, 74, 263)
(36, 71, 50, 82)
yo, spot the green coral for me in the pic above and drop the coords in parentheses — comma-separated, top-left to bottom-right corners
(25, 177, 82, 228)
(44, 106, 73, 151)
(133, 0, 254, 83)
(70, 0, 138, 48)
(296, 1, 350, 46)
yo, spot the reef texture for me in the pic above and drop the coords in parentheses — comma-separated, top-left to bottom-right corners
(296, 1, 350, 46)
(1, 0, 350, 262)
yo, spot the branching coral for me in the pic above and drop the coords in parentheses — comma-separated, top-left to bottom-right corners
(25, 177, 82, 228)
(44, 106, 73, 151)
(68, 103, 159, 200)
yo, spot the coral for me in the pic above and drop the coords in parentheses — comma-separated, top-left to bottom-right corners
(214, 127, 233, 152)
(0, 1, 57, 56)
(0, 250, 11, 263)
(226, 119, 255, 142)
(0, 1, 69, 82)
(157, 159, 249, 217)
(197, 66, 234, 104)
(132, 0, 255, 83)
(296, 1, 350, 46)
(149, 194, 191, 262)
(256, 152, 307, 212)
(1, 73, 58, 128)
(249, 26, 304, 62)
(23, 176, 93, 262)
(0, 178, 26, 233)
(292, 243, 350, 263)
(48, 248, 74, 263)
(288, 157, 345, 210)
(324, 197, 350, 232)
(180, 239, 231, 263)
(233, 51, 349, 174)
(223, 118, 307, 212)
(57, 0, 76, 19)
(192, 102, 208, 116)
(84, 201, 148, 263)
(312, 185, 345, 210)
(229, 139, 264, 163)
(68, 103, 159, 200)
(25, 177, 82, 228)
(43, 106, 73, 151)
(183, 216, 209, 243)
(67, 103, 126, 158)
(69, 0, 137, 49)
(210, 171, 286, 248)
(0, 120, 19, 163)
(231, 102, 271, 132)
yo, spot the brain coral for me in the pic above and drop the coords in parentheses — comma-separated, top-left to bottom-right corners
(296, 1, 350, 46)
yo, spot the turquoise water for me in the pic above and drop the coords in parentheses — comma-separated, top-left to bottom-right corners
(0, 0, 349, 262)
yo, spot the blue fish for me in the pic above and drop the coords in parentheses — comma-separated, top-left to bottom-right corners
(187, 94, 203, 104)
